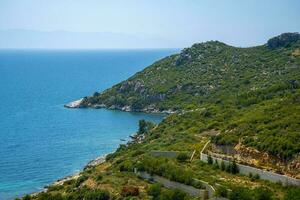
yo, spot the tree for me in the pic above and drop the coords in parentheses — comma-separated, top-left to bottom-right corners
(207, 155, 213, 165)
(138, 119, 147, 134)
(138, 119, 155, 135)
(231, 160, 239, 174)
(221, 161, 226, 171)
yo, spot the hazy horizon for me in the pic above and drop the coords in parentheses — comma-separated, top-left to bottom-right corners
(1, 0, 300, 49)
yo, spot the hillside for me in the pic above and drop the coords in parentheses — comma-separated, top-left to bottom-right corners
(80, 33, 300, 161)
(25, 33, 300, 200)
(81, 33, 300, 113)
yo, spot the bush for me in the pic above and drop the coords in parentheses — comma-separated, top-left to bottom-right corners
(147, 183, 162, 199)
(159, 189, 187, 200)
(36, 193, 65, 200)
(171, 189, 187, 200)
(250, 173, 260, 181)
(138, 120, 155, 135)
(216, 185, 228, 198)
(213, 159, 219, 169)
(284, 187, 300, 200)
(22, 195, 31, 200)
(253, 188, 273, 200)
(121, 186, 139, 197)
(132, 149, 145, 157)
(176, 152, 189, 162)
(47, 184, 64, 192)
(221, 161, 226, 171)
(84, 189, 110, 200)
(207, 155, 213, 165)
(119, 160, 134, 172)
(95, 174, 103, 181)
(231, 160, 239, 174)
(229, 187, 252, 200)
(75, 175, 88, 187)
(138, 156, 194, 185)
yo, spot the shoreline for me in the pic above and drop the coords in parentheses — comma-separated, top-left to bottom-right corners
(64, 99, 176, 114)
(29, 102, 163, 198)
(30, 155, 106, 197)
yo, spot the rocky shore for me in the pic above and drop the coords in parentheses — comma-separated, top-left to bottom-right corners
(65, 99, 176, 114)
(64, 98, 83, 108)
(31, 155, 106, 197)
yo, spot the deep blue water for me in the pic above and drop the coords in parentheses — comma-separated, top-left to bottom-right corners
(0, 49, 178, 200)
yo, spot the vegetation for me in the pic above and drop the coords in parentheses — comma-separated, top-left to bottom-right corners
(138, 119, 155, 135)
(82, 33, 300, 161)
(24, 33, 300, 200)
(137, 156, 195, 186)
(147, 184, 189, 200)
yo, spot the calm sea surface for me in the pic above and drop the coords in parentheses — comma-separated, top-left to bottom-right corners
(0, 49, 178, 199)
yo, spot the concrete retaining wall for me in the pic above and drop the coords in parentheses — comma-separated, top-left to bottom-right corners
(150, 151, 179, 158)
(137, 171, 210, 199)
(201, 153, 300, 186)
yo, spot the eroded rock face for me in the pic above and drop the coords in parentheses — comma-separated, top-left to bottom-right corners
(267, 32, 300, 49)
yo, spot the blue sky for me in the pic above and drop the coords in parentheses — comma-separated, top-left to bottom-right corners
(0, 0, 299, 48)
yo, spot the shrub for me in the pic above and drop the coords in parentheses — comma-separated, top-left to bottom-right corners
(95, 174, 103, 181)
(221, 161, 226, 171)
(216, 185, 228, 197)
(176, 152, 189, 162)
(171, 189, 187, 200)
(284, 187, 300, 200)
(132, 149, 145, 157)
(22, 195, 31, 200)
(231, 160, 239, 174)
(36, 193, 65, 200)
(207, 155, 213, 165)
(47, 184, 64, 192)
(121, 186, 139, 197)
(213, 159, 219, 169)
(147, 183, 162, 199)
(119, 160, 134, 172)
(250, 173, 260, 181)
(229, 187, 252, 200)
(253, 188, 273, 200)
(84, 189, 110, 200)
(75, 175, 88, 187)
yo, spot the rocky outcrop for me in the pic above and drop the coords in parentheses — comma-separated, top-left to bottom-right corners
(267, 32, 300, 49)
(64, 98, 83, 108)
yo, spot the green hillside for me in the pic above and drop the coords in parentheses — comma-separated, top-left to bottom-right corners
(24, 33, 300, 200)
(82, 32, 300, 160)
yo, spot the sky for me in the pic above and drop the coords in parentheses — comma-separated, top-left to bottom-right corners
(0, 0, 299, 48)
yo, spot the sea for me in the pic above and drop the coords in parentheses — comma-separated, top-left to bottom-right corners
(0, 49, 178, 199)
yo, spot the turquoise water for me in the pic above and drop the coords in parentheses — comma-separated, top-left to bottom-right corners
(0, 49, 178, 199)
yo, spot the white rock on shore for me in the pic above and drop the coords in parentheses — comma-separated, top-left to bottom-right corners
(64, 98, 83, 108)
(84, 155, 106, 169)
